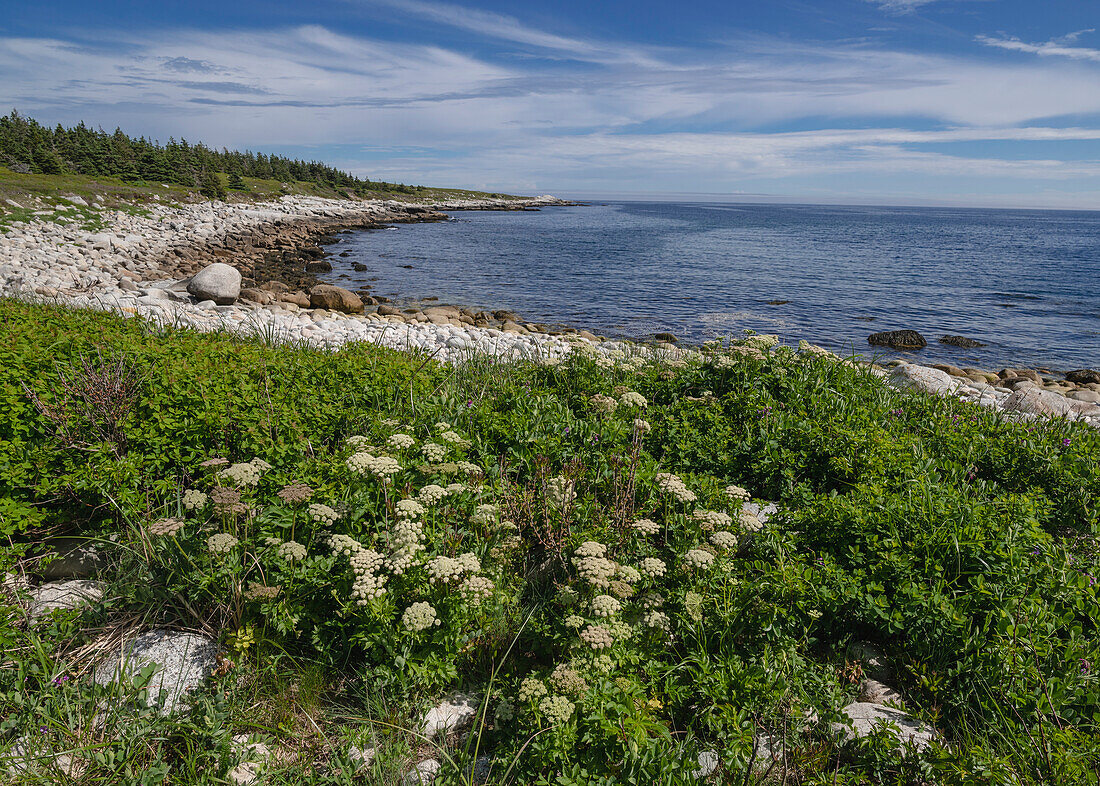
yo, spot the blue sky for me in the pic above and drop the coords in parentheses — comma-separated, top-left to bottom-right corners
(2, 0, 1100, 207)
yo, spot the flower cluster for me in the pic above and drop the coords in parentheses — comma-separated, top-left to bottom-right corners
(277, 540, 308, 561)
(709, 531, 738, 550)
(638, 557, 666, 578)
(580, 624, 614, 650)
(591, 594, 621, 618)
(632, 518, 660, 535)
(309, 503, 339, 525)
(387, 433, 416, 450)
(421, 442, 447, 462)
(683, 549, 715, 570)
(459, 575, 494, 604)
(347, 452, 402, 478)
(576, 556, 617, 588)
(742, 333, 779, 350)
(243, 582, 281, 601)
(396, 498, 426, 519)
(440, 430, 472, 449)
(219, 461, 261, 487)
(725, 484, 751, 503)
(619, 391, 647, 409)
(182, 489, 207, 511)
(210, 486, 245, 516)
(346, 435, 375, 450)
(539, 695, 575, 725)
(693, 509, 732, 531)
(402, 602, 440, 632)
(549, 664, 588, 697)
(518, 676, 548, 703)
(386, 518, 424, 575)
(472, 504, 499, 526)
(616, 564, 641, 584)
(207, 533, 239, 555)
(655, 472, 697, 503)
(417, 484, 447, 504)
(633, 418, 652, 434)
(589, 394, 618, 414)
(148, 517, 184, 536)
(277, 483, 313, 504)
(545, 476, 576, 509)
(739, 510, 763, 532)
(643, 610, 671, 631)
(427, 555, 469, 584)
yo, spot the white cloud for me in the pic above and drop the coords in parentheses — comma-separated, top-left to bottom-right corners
(0, 21, 1097, 205)
(866, 0, 942, 11)
(977, 32, 1100, 63)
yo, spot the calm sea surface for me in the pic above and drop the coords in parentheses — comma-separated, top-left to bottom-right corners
(322, 201, 1100, 371)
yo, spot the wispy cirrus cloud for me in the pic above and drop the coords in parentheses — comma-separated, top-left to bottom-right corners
(977, 30, 1100, 63)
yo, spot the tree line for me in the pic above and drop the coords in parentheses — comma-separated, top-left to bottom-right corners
(0, 110, 422, 198)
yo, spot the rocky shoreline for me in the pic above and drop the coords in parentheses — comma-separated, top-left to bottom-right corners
(0, 191, 1096, 428)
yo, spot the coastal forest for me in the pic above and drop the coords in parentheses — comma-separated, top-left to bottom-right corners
(0, 110, 421, 198)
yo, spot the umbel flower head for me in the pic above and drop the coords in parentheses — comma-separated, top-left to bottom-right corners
(710, 531, 738, 550)
(619, 391, 647, 409)
(277, 483, 313, 504)
(518, 676, 548, 703)
(683, 549, 715, 570)
(417, 484, 447, 504)
(632, 518, 660, 536)
(693, 510, 732, 531)
(589, 394, 618, 415)
(396, 498, 426, 520)
(725, 484, 751, 503)
(387, 433, 416, 450)
(207, 533, 239, 555)
(210, 486, 244, 516)
(459, 575, 494, 604)
(580, 624, 614, 650)
(421, 442, 447, 462)
(591, 594, 621, 618)
(402, 601, 440, 632)
(181, 489, 207, 511)
(277, 541, 308, 561)
(219, 462, 261, 487)
(538, 695, 575, 725)
(655, 472, 697, 504)
(638, 557, 666, 578)
(244, 582, 281, 602)
(148, 517, 184, 536)
(545, 476, 576, 509)
(309, 503, 339, 525)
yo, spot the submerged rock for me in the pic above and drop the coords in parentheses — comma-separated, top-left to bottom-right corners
(868, 330, 927, 350)
(939, 335, 985, 348)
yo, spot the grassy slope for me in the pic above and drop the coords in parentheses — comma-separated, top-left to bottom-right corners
(0, 299, 1098, 784)
(0, 167, 528, 218)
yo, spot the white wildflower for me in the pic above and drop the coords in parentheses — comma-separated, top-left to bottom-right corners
(401, 602, 440, 632)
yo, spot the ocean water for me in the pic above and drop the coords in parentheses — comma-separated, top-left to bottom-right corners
(322, 201, 1100, 371)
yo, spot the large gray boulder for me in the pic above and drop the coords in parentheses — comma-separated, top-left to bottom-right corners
(1003, 388, 1078, 418)
(420, 692, 478, 737)
(94, 630, 217, 715)
(831, 702, 939, 751)
(187, 263, 241, 305)
(888, 363, 960, 396)
(28, 580, 105, 619)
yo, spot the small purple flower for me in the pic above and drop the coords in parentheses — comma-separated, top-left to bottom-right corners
(1063, 438, 1072, 446)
